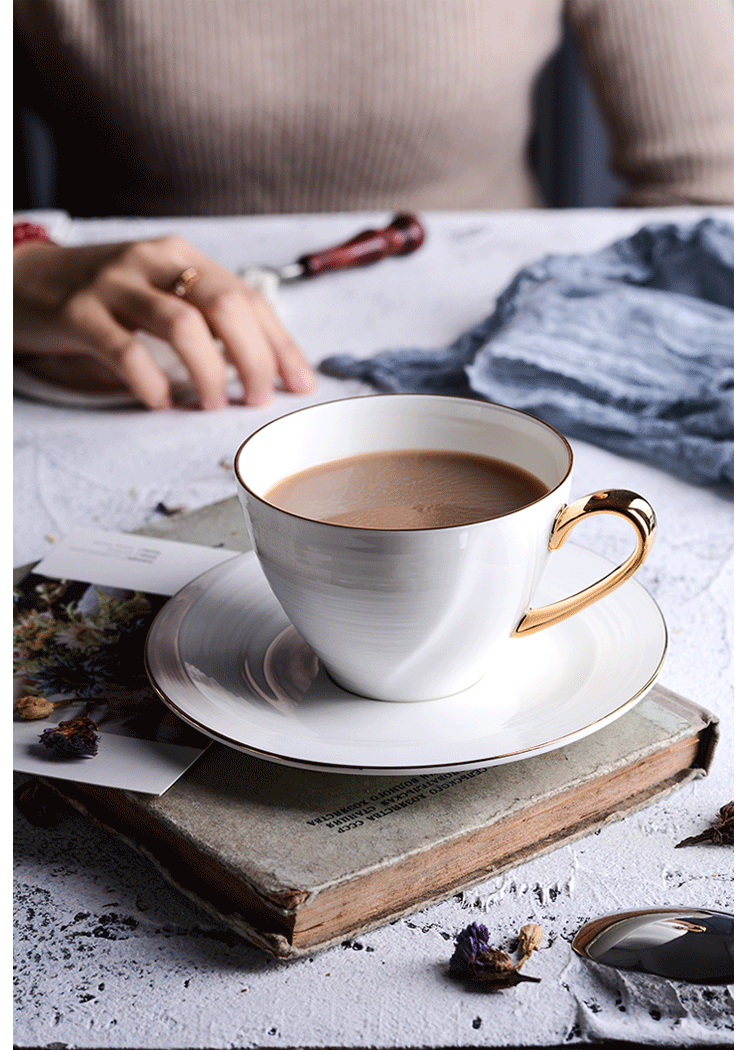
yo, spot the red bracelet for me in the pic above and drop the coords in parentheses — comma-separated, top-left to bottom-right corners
(13, 221, 53, 247)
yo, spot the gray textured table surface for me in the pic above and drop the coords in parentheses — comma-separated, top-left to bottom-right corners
(14, 208, 733, 1049)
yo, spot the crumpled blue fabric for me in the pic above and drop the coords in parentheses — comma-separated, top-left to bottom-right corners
(320, 218, 733, 485)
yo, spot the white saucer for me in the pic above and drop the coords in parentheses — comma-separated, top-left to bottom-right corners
(145, 545, 667, 775)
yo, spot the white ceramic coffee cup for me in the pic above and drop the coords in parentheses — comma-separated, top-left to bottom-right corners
(235, 394, 655, 702)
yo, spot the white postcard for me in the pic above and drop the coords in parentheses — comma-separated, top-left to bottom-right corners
(14, 529, 240, 795)
(33, 527, 237, 596)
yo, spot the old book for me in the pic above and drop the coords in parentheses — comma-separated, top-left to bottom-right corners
(38, 685, 716, 958)
(31, 500, 718, 958)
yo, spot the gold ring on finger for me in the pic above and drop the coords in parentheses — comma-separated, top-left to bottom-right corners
(170, 266, 200, 298)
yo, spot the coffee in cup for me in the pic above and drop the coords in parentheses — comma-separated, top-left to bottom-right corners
(264, 448, 549, 529)
(235, 394, 655, 702)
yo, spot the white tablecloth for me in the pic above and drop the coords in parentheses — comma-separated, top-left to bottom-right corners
(13, 208, 734, 1048)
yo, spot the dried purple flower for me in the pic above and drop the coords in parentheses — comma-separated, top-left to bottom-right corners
(39, 715, 100, 758)
(449, 923, 492, 975)
(448, 922, 541, 990)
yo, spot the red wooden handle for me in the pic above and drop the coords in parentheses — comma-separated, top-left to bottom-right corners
(298, 213, 426, 277)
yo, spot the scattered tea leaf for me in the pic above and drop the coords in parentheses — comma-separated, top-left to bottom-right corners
(676, 801, 733, 847)
(155, 501, 186, 517)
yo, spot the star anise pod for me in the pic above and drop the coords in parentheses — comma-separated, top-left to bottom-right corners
(676, 801, 733, 847)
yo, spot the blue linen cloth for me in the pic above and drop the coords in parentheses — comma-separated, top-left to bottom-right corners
(320, 218, 733, 485)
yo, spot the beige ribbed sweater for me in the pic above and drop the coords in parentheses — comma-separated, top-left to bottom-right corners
(14, 0, 733, 216)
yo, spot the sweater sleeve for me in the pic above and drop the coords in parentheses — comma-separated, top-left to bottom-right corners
(565, 0, 733, 206)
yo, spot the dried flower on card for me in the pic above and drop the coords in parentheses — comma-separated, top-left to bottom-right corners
(39, 714, 100, 758)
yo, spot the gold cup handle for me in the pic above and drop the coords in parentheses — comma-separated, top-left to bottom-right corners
(511, 489, 656, 638)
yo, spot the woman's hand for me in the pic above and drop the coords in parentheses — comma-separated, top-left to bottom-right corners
(13, 235, 316, 410)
